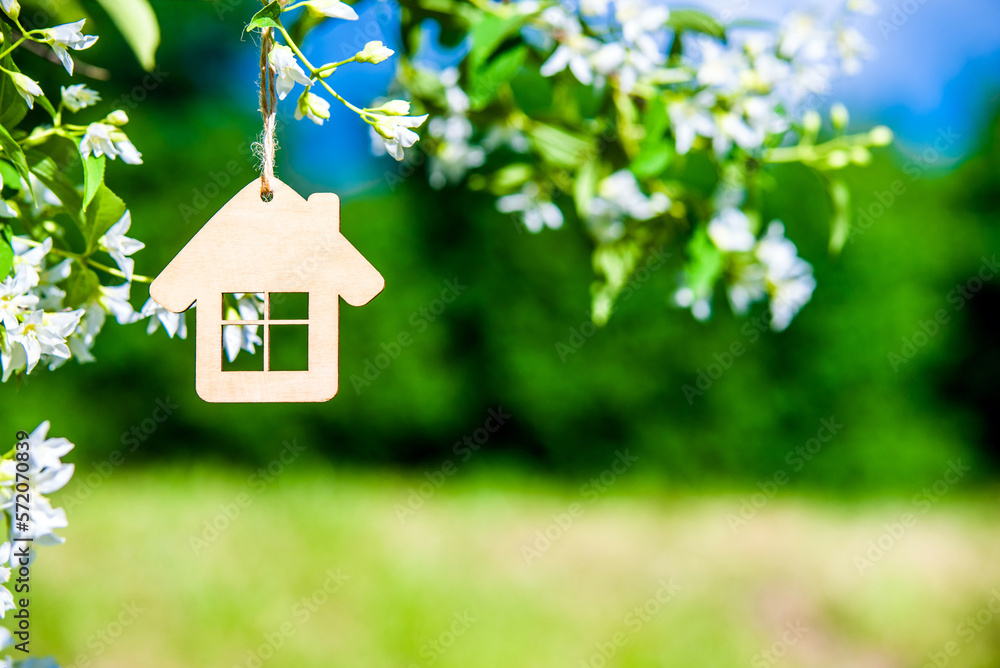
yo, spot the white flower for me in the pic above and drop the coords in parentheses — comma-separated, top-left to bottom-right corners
(21, 421, 74, 473)
(8, 72, 42, 109)
(496, 182, 564, 233)
(755, 222, 816, 331)
(370, 113, 429, 161)
(269, 43, 312, 100)
(223, 323, 262, 362)
(305, 0, 358, 20)
(596, 170, 670, 220)
(691, 37, 750, 94)
(708, 208, 756, 252)
(99, 283, 139, 325)
(779, 13, 831, 63)
(713, 109, 764, 155)
(79, 123, 143, 164)
(847, 0, 879, 15)
(0, 265, 39, 329)
(837, 27, 874, 75)
(668, 91, 717, 154)
(369, 99, 411, 116)
(673, 283, 712, 321)
(221, 294, 264, 362)
(24, 173, 62, 215)
(99, 211, 144, 282)
(615, 0, 669, 44)
(539, 11, 600, 85)
(726, 260, 766, 315)
(294, 90, 331, 125)
(439, 67, 470, 114)
(140, 297, 187, 339)
(64, 303, 105, 365)
(40, 19, 98, 75)
(427, 115, 485, 188)
(356, 40, 393, 64)
(0, 0, 19, 18)
(60, 83, 101, 112)
(592, 39, 661, 93)
(3, 309, 82, 375)
(587, 171, 670, 242)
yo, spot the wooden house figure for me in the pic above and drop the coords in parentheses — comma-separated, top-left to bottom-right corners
(150, 178, 384, 403)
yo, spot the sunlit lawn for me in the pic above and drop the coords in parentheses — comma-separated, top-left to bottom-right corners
(22, 465, 1000, 668)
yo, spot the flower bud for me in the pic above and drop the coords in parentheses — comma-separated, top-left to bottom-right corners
(370, 99, 410, 115)
(105, 110, 129, 126)
(3, 0, 20, 19)
(802, 110, 821, 136)
(830, 102, 849, 131)
(356, 41, 394, 64)
(869, 125, 893, 146)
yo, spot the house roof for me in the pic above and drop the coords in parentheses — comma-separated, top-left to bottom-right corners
(150, 178, 384, 313)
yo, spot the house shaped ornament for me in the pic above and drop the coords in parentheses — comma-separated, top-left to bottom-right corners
(150, 178, 384, 403)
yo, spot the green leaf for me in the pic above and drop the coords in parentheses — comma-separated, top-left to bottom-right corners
(828, 179, 850, 254)
(528, 123, 593, 169)
(667, 9, 726, 40)
(64, 262, 101, 308)
(630, 143, 674, 179)
(0, 123, 32, 197)
(245, 0, 283, 33)
(83, 184, 127, 254)
(684, 226, 723, 292)
(94, 0, 160, 70)
(468, 13, 532, 70)
(574, 159, 598, 219)
(26, 150, 84, 223)
(468, 45, 526, 110)
(488, 163, 533, 194)
(0, 24, 27, 129)
(0, 226, 13, 280)
(83, 155, 106, 209)
(590, 241, 643, 325)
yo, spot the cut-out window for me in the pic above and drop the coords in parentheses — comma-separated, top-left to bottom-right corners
(269, 324, 308, 371)
(221, 292, 309, 372)
(269, 292, 309, 320)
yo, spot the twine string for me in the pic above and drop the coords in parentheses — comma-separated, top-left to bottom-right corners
(258, 27, 278, 201)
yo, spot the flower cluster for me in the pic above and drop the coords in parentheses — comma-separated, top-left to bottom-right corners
(0, 5, 173, 384)
(249, 2, 427, 161)
(351, 0, 895, 331)
(0, 422, 74, 662)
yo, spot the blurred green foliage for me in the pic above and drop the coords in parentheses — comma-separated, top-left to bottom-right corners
(4, 2, 999, 491)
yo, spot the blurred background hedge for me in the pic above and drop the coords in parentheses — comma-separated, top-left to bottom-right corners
(5, 0, 999, 491)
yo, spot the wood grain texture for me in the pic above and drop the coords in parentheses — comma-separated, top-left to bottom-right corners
(150, 178, 384, 403)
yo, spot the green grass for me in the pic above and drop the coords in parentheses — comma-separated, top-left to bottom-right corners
(19, 466, 1000, 667)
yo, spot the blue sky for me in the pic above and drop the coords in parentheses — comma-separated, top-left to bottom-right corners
(244, 0, 1000, 191)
